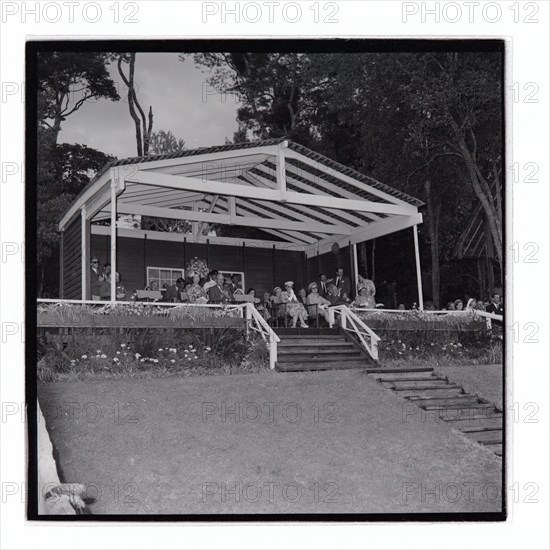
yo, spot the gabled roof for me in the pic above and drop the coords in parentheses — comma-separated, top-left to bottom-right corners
(60, 139, 423, 256)
(108, 138, 423, 208)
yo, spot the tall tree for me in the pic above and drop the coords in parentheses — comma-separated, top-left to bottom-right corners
(149, 130, 186, 155)
(192, 51, 502, 304)
(37, 52, 120, 144)
(117, 53, 154, 156)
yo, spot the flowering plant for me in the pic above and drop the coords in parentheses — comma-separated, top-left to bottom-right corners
(186, 257, 209, 279)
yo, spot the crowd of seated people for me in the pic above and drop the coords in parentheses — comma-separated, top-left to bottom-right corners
(90, 256, 504, 325)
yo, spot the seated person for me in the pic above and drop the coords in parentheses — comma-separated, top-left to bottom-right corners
(297, 288, 307, 305)
(282, 281, 308, 328)
(100, 272, 126, 300)
(187, 272, 208, 303)
(355, 276, 376, 308)
(256, 291, 271, 320)
(207, 273, 231, 304)
(270, 287, 287, 321)
(326, 284, 347, 306)
(305, 282, 331, 323)
(246, 288, 261, 304)
(164, 277, 186, 303)
(351, 286, 371, 308)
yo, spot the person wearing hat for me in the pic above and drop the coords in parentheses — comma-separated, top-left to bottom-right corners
(282, 281, 309, 328)
(306, 281, 331, 324)
(89, 257, 103, 300)
(454, 299, 464, 311)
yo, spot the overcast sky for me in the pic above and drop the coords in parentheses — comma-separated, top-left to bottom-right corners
(59, 53, 240, 159)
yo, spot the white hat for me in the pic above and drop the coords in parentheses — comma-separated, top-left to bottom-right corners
(284, 281, 294, 286)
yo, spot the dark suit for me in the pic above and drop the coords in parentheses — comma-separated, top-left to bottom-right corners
(486, 303, 503, 316)
(207, 284, 230, 304)
(327, 293, 347, 306)
(317, 279, 329, 297)
(330, 275, 351, 298)
(164, 284, 184, 302)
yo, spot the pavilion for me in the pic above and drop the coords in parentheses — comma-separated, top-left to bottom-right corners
(58, 138, 425, 306)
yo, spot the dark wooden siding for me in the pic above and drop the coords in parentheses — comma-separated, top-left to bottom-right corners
(90, 234, 307, 296)
(306, 245, 352, 286)
(62, 215, 82, 299)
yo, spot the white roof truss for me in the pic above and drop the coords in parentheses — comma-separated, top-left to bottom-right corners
(59, 140, 422, 251)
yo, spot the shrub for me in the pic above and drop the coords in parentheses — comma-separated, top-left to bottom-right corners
(37, 326, 269, 382)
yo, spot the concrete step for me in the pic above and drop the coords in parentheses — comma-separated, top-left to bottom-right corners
(278, 341, 352, 350)
(366, 367, 434, 374)
(277, 352, 363, 363)
(275, 361, 366, 372)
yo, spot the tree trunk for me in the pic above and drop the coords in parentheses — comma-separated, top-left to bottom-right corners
(424, 178, 440, 308)
(118, 54, 143, 156)
(448, 114, 503, 270)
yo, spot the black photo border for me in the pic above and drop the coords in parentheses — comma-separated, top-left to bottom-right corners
(26, 37, 507, 523)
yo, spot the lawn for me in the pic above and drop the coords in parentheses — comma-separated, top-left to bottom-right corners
(39, 369, 503, 515)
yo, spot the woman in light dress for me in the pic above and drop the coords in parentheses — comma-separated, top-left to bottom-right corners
(282, 281, 309, 328)
(187, 272, 208, 304)
(354, 275, 376, 309)
(305, 282, 331, 324)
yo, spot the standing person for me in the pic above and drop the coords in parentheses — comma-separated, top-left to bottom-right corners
(89, 257, 103, 300)
(486, 293, 503, 316)
(102, 263, 111, 281)
(227, 274, 241, 295)
(207, 273, 231, 304)
(329, 267, 351, 298)
(316, 273, 329, 297)
(100, 264, 116, 300)
(203, 270, 218, 292)
(187, 272, 208, 303)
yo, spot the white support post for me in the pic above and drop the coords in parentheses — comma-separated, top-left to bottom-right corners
(277, 140, 288, 201)
(110, 178, 117, 303)
(245, 302, 252, 336)
(81, 206, 87, 300)
(328, 307, 335, 328)
(269, 338, 277, 369)
(340, 308, 347, 329)
(413, 224, 424, 310)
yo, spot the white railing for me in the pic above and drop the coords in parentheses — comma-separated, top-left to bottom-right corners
(244, 303, 280, 369)
(37, 299, 280, 370)
(328, 305, 380, 362)
(351, 306, 503, 330)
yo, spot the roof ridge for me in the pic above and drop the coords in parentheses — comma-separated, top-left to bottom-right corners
(111, 137, 288, 166)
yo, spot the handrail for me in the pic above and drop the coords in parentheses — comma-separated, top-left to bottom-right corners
(329, 305, 380, 362)
(37, 298, 236, 309)
(244, 303, 280, 369)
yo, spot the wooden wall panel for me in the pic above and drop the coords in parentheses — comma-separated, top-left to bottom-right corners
(62, 215, 82, 299)
(89, 234, 306, 297)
